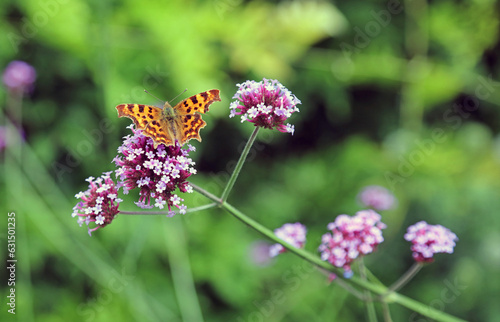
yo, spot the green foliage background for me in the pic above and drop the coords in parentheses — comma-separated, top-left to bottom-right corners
(2, 0, 500, 321)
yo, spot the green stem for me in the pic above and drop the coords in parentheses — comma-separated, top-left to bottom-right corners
(359, 259, 378, 322)
(190, 182, 222, 205)
(119, 203, 217, 215)
(220, 127, 260, 202)
(384, 262, 423, 295)
(328, 272, 365, 300)
(192, 184, 466, 322)
(381, 302, 393, 322)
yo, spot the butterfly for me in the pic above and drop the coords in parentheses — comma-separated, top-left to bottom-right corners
(116, 89, 221, 148)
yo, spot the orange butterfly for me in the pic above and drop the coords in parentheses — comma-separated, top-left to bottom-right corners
(116, 89, 221, 147)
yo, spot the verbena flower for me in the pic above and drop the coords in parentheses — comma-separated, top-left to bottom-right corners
(358, 185, 396, 211)
(319, 210, 386, 274)
(269, 222, 307, 257)
(2, 60, 36, 93)
(229, 78, 301, 134)
(113, 125, 195, 216)
(72, 171, 122, 236)
(404, 221, 458, 263)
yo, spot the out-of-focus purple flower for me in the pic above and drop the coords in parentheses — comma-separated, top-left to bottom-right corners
(113, 125, 196, 215)
(319, 210, 386, 274)
(358, 185, 396, 211)
(249, 241, 272, 266)
(72, 172, 122, 236)
(2, 61, 36, 93)
(404, 221, 458, 263)
(229, 78, 301, 134)
(269, 222, 307, 257)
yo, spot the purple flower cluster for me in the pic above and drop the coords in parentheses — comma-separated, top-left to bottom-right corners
(229, 78, 300, 134)
(113, 125, 195, 216)
(358, 185, 396, 211)
(319, 210, 386, 273)
(2, 60, 36, 93)
(269, 222, 307, 257)
(404, 221, 458, 263)
(72, 172, 122, 236)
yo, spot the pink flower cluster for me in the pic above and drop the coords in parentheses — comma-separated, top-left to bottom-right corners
(269, 222, 307, 257)
(229, 78, 300, 134)
(358, 185, 396, 211)
(113, 125, 195, 216)
(404, 221, 458, 263)
(72, 172, 122, 236)
(319, 210, 386, 273)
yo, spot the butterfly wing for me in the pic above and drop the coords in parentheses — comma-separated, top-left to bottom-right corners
(179, 113, 207, 145)
(143, 119, 175, 147)
(116, 103, 175, 147)
(116, 104, 162, 129)
(174, 89, 221, 115)
(172, 89, 220, 145)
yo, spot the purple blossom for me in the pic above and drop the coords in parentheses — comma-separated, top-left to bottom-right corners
(358, 185, 396, 211)
(113, 125, 195, 214)
(229, 78, 301, 134)
(318, 210, 386, 274)
(269, 222, 307, 257)
(2, 61, 36, 93)
(404, 221, 458, 263)
(72, 172, 122, 236)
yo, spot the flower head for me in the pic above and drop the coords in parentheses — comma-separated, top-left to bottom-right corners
(318, 210, 386, 273)
(358, 185, 396, 211)
(404, 221, 458, 263)
(113, 125, 195, 214)
(2, 61, 36, 93)
(72, 172, 122, 236)
(269, 222, 307, 257)
(230, 78, 300, 134)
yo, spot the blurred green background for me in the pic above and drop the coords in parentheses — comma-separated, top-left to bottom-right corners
(2, 0, 500, 321)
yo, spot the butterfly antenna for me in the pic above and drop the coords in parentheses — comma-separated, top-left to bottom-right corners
(169, 88, 188, 103)
(144, 89, 165, 105)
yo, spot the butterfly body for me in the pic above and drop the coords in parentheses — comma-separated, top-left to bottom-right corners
(161, 101, 176, 119)
(116, 89, 221, 147)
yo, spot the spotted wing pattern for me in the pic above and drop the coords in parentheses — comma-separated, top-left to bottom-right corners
(116, 89, 221, 147)
(116, 104, 162, 129)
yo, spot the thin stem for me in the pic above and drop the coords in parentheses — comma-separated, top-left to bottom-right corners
(381, 302, 393, 322)
(359, 259, 378, 322)
(384, 262, 423, 296)
(220, 127, 260, 202)
(190, 182, 222, 205)
(119, 203, 217, 215)
(333, 276, 366, 301)
(315, 266, 366, 300)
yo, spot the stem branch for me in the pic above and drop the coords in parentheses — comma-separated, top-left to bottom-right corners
(220, 127, 260, 202)
(384, 262, 423, 295)
(119, 202, 217, 215)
